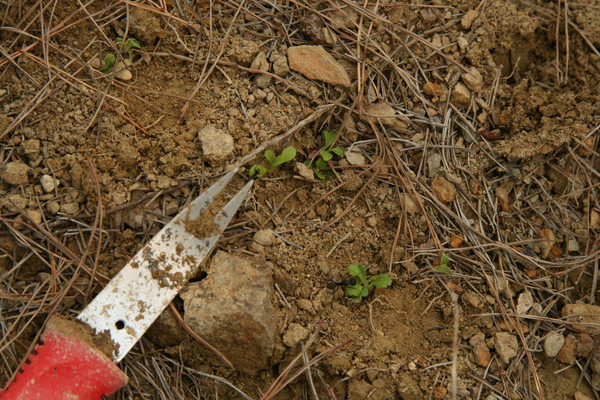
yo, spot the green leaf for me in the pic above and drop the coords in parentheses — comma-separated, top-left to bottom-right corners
(433, 265, 454, 274)
(117, 37, 142, 52)
(99, 54, 116, 73)
(331, 147, 344, 156)
(323, 130, 336, 148)
(372, 274, 392, 288)
(315, 158, 329, 170)
(348, 264, 366, 278)
(272, 147, 296, 167)
(345, 284, 363, 297)
(314, 169, 329, 181)
(320, 149, 333, 161)
(264, 150, 275, 163)
(440, 253, 449, 266)
(360, 287, 369, 298)
(249, 165, 268, 178)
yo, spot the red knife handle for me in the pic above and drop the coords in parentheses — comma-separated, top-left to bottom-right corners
(0, 316, 128, 400)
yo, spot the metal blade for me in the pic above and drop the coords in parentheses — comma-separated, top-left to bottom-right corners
(78, 170, 252, 361)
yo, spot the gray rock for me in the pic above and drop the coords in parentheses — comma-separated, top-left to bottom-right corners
(516, 291, 533, 314)
(543, 331, 565, 357)
(462, 67, 483, 92)
(272, 55, 290, 77)
(562, 304, 600, 334)
(427, 153, 442, 177)
(180, 251, 276, 375)
(251, 51, 271, 88)
(494, 332, 519, 363)
(60, 202, 80, 215)
(283, 323, 309, 348)
(1, 161, 29, 185)
(254, 229, 274, 246)
(287, 45, 351, 87)
(40, 174, 58, 193)
(198, 125, 234, 166)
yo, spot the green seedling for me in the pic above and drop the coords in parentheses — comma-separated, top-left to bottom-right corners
(99, 37, 142, 74)
(307, 130, 344, 181)
(345, 264, 392, 303)
(433, 254, 453, 274)
(249, 147, 297, 178)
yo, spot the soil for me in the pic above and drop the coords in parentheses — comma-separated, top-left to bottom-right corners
(1, 1, 600, 400)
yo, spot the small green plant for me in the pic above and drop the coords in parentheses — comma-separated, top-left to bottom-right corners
(249, 147, 297, 178)
(307, 130, 344, 181)
(345, 264, 392, 302)
(99, 37, 142, 74)
(433, 254, 453, 274)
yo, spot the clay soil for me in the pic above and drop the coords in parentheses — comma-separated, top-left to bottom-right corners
(1, 1, 600, 399)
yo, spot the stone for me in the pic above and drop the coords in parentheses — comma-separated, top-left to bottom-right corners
(156, 175, 170, 189)
(179, 251, 276, 375)
(556, 333, 577, 364)
(60, 202, 80, 215)
(516, 291, 533, 314)
(590, 210, 600, 229)
(283, 323, 309, 348)
(47, 201, 60, 214)
(40, 175, 59, 193)
(400, 192, 420, 214)
(198, 125, 235, 166)
(287, 45, 351, 87)
(495, 186, 510, 212)
(461, 10, 478, 30)
(431, 177, 457, 202)
(254, 229, 275, 246)
(22, 139, 41, 160)
(427, 153, 442, 177)
(396, 375, 422, 400)
(562, 304, 600, 334)
(457, 36, 469, 51)
(469, 332, 491, 367)
(146, 307, 188, 348)
(543, 331, 564, 357)
(4, 194, 27, 212)
(363, 101, 408, 130)
(423, 82, 443, 97)
(1, 161, 29, 185)
(295, 162, 315, 181)
(494, 332, 518, 364)
(346, 149, 365, 165)
(341, 170, 363, 191)
(272, 55, 290, 77)
(462, 67, 483, 92)
(251, 51, 271, 88)
(451, 82, 471, 108)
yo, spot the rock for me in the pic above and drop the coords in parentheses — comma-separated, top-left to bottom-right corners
(283, 323, 309, 348)
(156, 175, 170, 189)
(1, 161, 29, 185)
(272, 55, 290, 77)
(346, 149, 365, 165)
(295, 162, 315, 181)
(469, 332, 491, 367)
(363, 101, 408, 130)
(423, 82, 444, 97)
(451, 82, 471, 108)
(341, 170, 363, 191)
(287, 45, 351, 87)
(254, 229, 275, 246)
(495, 186, 510, 212)
(40, 175, 59, 193)
(22, 139, 41, 161)
(590, 210, 600, 229)
(366, 216, 377, 228)
(494, 332, 518, 364)
(461, 10, 478, 30)
(4, 194, 27, 212)
(296, 299, 315, 314)
(396, 375, 422, 400)
(47, 201, 60, 214)
(574, 391, 594, 400)
(60, 202, 80, 215)
(251, 51, 271, 88)
(567, 239, 580, 253)
(456, 36, 469, 52)
(516, 291, 533, 314)
(427, 153, 442, 177)
(114, 68, 132, 81)
(431, 177, 457, 202)
(198, 125, 234, 166)
(543, 331, 565, 357)
(400, 192, 420, 214)
(462, 67, 483, 92)
(179, 251, 277, 375)
(539, 228, 556, 259)
(146, 307, 188, 348)
(562, 304, 600, 334)
(556, 333, 577, 364)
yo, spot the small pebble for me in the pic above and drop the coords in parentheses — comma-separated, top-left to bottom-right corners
(47, 201, 60, 214)
(2, 161, 29, 185)
(60, 202, 80, 215)
(469, 332, 491, 367)
(451, 82, 471, 108)
(254, 229, 275, 246)
(40, 175, 58, 193)
(495, 332, 518, 364)
(366, 216, 377, 228)
(114, 68, 133, 81)
(431, 177, 457, 203)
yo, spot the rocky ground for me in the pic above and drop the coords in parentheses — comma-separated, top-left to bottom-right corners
(1, 0, 600, 399)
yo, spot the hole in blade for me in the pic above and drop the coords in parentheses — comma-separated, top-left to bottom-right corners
(115, 320, 126, 330)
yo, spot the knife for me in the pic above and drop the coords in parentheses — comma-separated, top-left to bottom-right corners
(0, 170, 253, 399)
